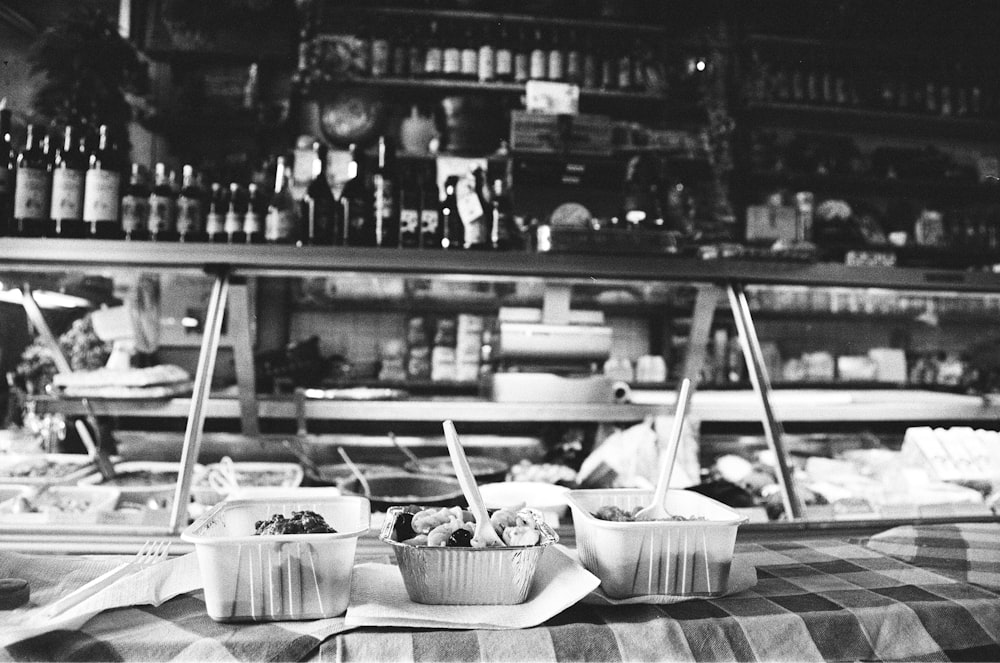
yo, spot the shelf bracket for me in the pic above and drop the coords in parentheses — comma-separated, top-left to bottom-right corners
(726, 282, 803, 521)
(169, 269, 230, 532)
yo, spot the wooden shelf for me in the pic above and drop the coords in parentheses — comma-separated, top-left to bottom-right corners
(744, 101, 1000, 141)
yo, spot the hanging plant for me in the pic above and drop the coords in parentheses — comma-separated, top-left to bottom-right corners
(28, 6, 151, 146)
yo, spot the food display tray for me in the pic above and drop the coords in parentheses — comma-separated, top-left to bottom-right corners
(0, 485, 121, 526)
(0, 454, 96, 486)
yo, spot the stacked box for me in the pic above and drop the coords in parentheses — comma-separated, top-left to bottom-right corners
(406, 316, 431, 380)
(431, 317, 457, 382)
(454, 314, 484, 383)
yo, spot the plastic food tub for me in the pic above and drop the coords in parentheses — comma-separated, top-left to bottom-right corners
(566, 488, 746, 599)
(181, 493, 370, 622)
(379, 505, 558, 605)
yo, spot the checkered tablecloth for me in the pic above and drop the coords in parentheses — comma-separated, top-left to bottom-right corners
(324, 537, 1000, 663)
(3, 530, 999, 663)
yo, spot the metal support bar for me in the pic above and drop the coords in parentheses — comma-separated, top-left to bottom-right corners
(169, 270, 230, 532)
(681, 284, 722, 386)
(228, 279, 259, 436)
(726, 283, 803, 521)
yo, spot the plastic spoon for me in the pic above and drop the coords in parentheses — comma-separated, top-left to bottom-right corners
(635, 378, 693, 522)
(337, 447, 371, 498)
(442, 420, 503, 547)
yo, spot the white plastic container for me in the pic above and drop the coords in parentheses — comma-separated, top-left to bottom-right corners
(181, 493, 370, 622)
(566, 488, 745, 599)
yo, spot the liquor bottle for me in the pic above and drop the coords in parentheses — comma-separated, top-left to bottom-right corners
(419, 170, 441, 249)
(407, 23, 425, 79)
(494, 23, 513, 82)
(439, 175, 463, 249)
(477, 22, 495, 83)
(490, 177, 520, 250)
(148, 162, 178, 241)
(176, 165, 207, 242)
(372, 135, 399, 247)
(370, 20, 391, 78)
(423, 20, 443, 77)
(565, 29, 582, 85)
(458, 168, 489, 249)
(599, 42, 618, 90)
(120, 162, 150, 240)
(512, 25, 530, 84)
(243, 182, 265, 244)
(0, 100, 16, 234)
(616, 44, 633, 91)
(581, 31, 598, 89)
(398, 169, 420, 248)
(83, 125, 123, 239)
(460, 24, 478, 80)
(13, 124, 53, 237)
(341, 143, 373, 246)
(442, 21, 462, 79)
(390, 23, 409, 78)
(224, 182, 246, 243)
(204, 182, 227, 242)
(547, 27, 564, 82)
(50, 125, 87, 238)
(302, 141, 338, 245)
(266, 156, 299, 244)
(529, 27, 547, 80)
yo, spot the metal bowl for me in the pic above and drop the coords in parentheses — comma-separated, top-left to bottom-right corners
(339, 473, 465, 511)
(403, 455, 509, 484)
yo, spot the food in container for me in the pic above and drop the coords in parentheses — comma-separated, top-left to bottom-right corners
(191, 460, 303, 507)
(566, 488, 745, 599)
(0, 454, 94, 485)
(181, 494, 370, 622)
(0, 485, 120, 524)
(379, 504, 558, 605)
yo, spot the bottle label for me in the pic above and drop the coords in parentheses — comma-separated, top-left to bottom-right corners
(266, 208, 295, 241)
(424, 47, 442, 74)
(514, 53, 530, 82)
(400, 207, 419, 245)
(121, 195, 150, 234)
(457, 184, 485, 246)
(243, 210, 263, 235)
(148, 195, 176, 233)
(443, 47, 461, 75)
(548, 51, 564, 81)
(224, 211, 242, 235)
(14, 167, 50, 219)
(477, 46, 495, 81)
(495, 49, 512, 78)
(176, 196, 203, 234)
(530, 50, 547, 80)
(205, 211, 225, 235)
(51, 168, 84, 220)
(420, 209, 439, 242)
(461, 48, 478, 77)
(83, 169, 121, 222)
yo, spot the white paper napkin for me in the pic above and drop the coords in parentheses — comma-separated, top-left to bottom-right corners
(578, 553, 758, 605)
(345, 545, 600, 630)
(0, 550, 203, 647)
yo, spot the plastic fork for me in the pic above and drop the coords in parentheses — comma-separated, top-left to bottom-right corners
(45, 540, 172, 618)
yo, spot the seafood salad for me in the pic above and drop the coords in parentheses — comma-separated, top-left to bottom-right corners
(391, 503, 543, 548)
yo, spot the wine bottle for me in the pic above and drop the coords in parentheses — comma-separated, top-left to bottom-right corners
(176, 164, 207, 242)
(529, 27, 547, 80)
(243, 182, 265, 244)
(477, 22, 495, 83)
(224, 182, 247, 244)
(0, 99, 13, 235)
(442, 20, 462, 79)
(148, 162, 178, 241)
(50, 125, 87, 238)
(83, 125, 123, 239)
(494, 23, 513, 83)
(398, 169, 420, 248)
(341, 143, 374, 246)
(13, 124, 53, 237)
(120, 162, 150, 240)
(460, 24, 478, 81)
(204, 182, 227, 243)
(423, 20, 443, 78)
(440, 175, 463, 249)
(266, 156, 299, 244)
(490, 177, 520, 250)
(419, 170, 441, 249)
(302, 141, 338, 245)
(458, 168, 488, 249)
(372, 135, 399, 247)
